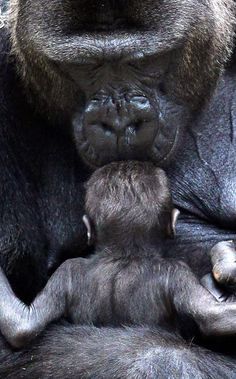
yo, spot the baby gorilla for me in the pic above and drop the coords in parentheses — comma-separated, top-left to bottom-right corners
(1, 161, 236, 349)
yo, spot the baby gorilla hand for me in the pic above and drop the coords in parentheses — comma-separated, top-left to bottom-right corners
(180, 276, 236, 337)
(196, 298, 236, 337)
(167, 261, 236, 337)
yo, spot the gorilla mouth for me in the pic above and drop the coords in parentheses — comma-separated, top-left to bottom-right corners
(75, 135, 154, 169)
(74, 118, 181, 169)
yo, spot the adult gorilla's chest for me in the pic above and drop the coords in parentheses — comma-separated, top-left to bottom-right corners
(167, 70, 236, 248)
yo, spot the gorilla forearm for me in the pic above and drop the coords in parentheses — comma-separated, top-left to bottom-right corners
(0, 28, 88, 304)
(0, 95, 47, 302)
(0, 265, 69, 348)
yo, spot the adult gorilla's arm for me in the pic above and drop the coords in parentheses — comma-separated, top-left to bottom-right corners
(0, 28, 88, 304)
(0, 31, 49, 302)
(1, 323, 236, 379)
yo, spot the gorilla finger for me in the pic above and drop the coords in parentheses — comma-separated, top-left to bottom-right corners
(200, 274, 229, 302)
(210, 241, 236, 286)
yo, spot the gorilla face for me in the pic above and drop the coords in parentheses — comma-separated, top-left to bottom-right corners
(70, 56, 188, 167)
(10, 0, 234, 167)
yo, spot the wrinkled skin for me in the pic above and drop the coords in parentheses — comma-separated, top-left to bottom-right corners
(0, 0, 236, 378)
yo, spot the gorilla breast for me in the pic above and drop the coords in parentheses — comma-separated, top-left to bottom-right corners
(10, 0, 234, 167)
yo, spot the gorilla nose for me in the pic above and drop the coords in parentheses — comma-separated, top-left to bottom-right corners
(84, 95, 157, 148)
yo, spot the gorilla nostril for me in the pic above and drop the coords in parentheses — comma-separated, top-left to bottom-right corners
(101, 122, 114, 137)
(127, 120, 152, 131)
(101, 122, 115, 133)
(124, 117, 157, 147)
(90, 122, 114, 136)
(135, 120, 145, 129)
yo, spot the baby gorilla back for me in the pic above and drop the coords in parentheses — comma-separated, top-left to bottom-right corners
(67, 256, 173, 327)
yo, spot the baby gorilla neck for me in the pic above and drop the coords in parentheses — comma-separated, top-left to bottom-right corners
(97, 234, 164, 259)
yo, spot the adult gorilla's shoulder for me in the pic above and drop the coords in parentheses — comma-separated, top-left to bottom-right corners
(0, 0, 236, 378)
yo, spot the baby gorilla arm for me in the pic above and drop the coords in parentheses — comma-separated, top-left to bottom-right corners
(0, 261, 74, 349)
(1, 256, 236, 349)
(156, 260, 236, 337)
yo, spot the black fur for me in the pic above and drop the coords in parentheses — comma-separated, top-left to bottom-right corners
(0, 0, 236, 377)
(1, 324, 236, 379)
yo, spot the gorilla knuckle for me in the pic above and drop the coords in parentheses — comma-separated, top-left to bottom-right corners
(213, 266, 236, 285)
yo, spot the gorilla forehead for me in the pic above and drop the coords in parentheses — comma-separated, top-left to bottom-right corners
(14, 0, 197, 27)
(11, 0, 211, 63)
(11, 0, 234, 88)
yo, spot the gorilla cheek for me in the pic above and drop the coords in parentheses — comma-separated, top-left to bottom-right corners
(72, 112, 119, 168)
(148, 99, 191, 165)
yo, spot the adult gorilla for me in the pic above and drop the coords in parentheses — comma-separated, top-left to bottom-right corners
(0, 0, 236, 378)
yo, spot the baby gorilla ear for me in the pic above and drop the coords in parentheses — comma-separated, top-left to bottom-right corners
(168, 209, 180, 238)
(82, 215, 95, 246)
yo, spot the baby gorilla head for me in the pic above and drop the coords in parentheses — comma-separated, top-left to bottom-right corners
(84, 161, 179, 250)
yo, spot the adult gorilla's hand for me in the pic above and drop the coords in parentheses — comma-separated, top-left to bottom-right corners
(201, 241, 236, 302)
